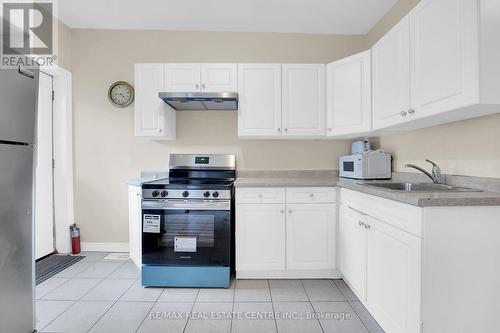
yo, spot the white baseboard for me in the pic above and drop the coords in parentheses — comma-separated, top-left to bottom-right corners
(81, 242, 129, 253)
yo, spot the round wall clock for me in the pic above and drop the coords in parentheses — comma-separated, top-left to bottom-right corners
(108, 81, 134, 107)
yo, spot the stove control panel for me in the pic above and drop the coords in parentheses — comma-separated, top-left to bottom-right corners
(142, 188, 231, 200)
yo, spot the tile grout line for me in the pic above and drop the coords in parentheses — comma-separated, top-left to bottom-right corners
(37, 299, 78, 331)
(134, 283, 166, 333)
(300, 279, 325, 333)
(182, 288, 200, 333)
(346, 300, 376, 333)
(84, 274, 138, 333)
(267, 279, 279, 333)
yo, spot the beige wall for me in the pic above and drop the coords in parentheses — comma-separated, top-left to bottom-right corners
(365, 0, 500, 178)
(56, 20, 72, 70)
(70, 30, 365, 243)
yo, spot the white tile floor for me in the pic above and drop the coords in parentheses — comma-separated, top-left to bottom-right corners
(36, 252, 384, 333)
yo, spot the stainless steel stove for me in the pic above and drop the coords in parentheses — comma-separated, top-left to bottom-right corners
(141, 154, 236, 288)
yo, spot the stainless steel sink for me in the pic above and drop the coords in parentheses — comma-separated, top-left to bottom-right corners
(361, 182, 482, 192)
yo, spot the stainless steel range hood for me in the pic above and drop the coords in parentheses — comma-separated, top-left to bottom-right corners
(159, 92, 238, 110)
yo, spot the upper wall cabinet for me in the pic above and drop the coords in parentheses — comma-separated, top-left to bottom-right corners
(282, 64, 326, 137)
(372, 17, 411, 130)
(164, 63, 237, 93)
(326, 50, 372, 138)
(238, 64, 326, 139)
(238, 64, 282, 137)
(372, 0, 500, 131)
(134, 63, 176, 139)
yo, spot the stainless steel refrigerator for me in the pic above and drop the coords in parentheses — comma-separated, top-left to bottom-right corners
(0, 65, 39, 332)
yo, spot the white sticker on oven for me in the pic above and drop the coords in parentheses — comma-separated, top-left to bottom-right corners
(174, 236, 197, 252)
(143, 215, 160, 233)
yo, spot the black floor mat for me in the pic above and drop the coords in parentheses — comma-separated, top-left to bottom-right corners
(35, 254, 85, 285)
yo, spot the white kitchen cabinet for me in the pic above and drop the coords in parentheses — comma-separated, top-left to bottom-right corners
(201, 64, 237, 92)
(286, 203, 335, 270)
(128, 185, 142, 268)
(134, 64, 176, 139)
(372, 17, 411, 130)
(236, 203, 286, 271)
(236, 186, 337, 279)
(164, 63, 201, 92)
(282, 64, 326, 137)
(339, 204, 367, 301)
(372, 0, 500, 131)
(326, 50, 372, 138)
(237, 64, 282, 137)
(165, 63, 237, 93)
(365, 215, 421, 333)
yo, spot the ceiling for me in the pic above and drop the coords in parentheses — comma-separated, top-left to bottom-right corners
(57, 0, 397, 35)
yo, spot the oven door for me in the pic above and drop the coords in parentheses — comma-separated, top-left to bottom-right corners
(141, 200, 231, 267)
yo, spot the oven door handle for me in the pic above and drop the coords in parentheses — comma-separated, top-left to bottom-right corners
(142, 200, 231, 211)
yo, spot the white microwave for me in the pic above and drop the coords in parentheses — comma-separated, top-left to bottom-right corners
(339, 151, 392, 180)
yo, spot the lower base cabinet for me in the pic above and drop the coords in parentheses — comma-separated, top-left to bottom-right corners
(128, 185, 142, 267)
(236, 187, 337, 278)
(339, 194, 421, 333)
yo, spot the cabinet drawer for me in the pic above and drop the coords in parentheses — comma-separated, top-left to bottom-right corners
(286, 187, 336, 203)
(340, 188, 422, 237)
(236, 187, 285, 204)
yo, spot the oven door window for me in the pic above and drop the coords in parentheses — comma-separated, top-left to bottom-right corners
(142, 209, 230, 266)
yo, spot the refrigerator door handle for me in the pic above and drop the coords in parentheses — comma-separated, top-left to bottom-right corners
(18, 66, 35, 79)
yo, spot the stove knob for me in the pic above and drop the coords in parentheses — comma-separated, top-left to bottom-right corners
(160, 190, 168, 198)
(212, 191, 219, 198)
(152, 190, 160, 198)
(182, 191, 189, 198)
(203, 191, 210, 198)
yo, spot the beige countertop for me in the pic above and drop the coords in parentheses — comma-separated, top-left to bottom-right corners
(234, 170, 500, 207)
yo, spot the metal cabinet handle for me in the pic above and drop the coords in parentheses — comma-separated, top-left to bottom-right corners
(258, 194, 263, 198)
(202, 83, 206, 89)
(408, 108, 415, 115)
(364, 224, 371, 230)
(328, 128, 332, 132)
(277, 128, 281, 132)
(195, 83, 200, 89)
(400, 110, 407, 117)
(288, 209, 292, 214)
(280, 209, 284, 214)
(358, 221, 365, 227)
(310, 193, 315, 198)
(284, 128, 288, 132)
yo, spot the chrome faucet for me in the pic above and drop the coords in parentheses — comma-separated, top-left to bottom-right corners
(404, 159, 444, 184)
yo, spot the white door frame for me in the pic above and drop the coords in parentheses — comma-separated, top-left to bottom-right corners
(40, 64, 74, 254)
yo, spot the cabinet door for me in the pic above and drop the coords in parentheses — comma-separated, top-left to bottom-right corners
(286, 204, 336, 270)
(201, 64, 237, 92)
(164, 63, 201, 92)
(134, 64, 176, 139)
(365, 216, 421, 333)
(236, 204, 286, 271)
(237, 64, 282, 137)
(128, 185, 142, 267)
(282, 64, 326, 137)
(372, 17, 411, 130)
(327, 50, 372, 137)
(409, 0, 478, 121)
(339, 205, 367, 301)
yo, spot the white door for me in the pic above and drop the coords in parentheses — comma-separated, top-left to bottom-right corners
(365, 216, 421, 333)
(327, 50, 372, 137)
(237, 64, 282, 137)
(236, 204, 286, 271)
(339, 205, 367, 301)
(286, 204, 335, 270)
(201, 64, 237, 92)
(164, 63, 201, 92)
(372, 16, 411, 130)
(282, 64, 326, 137)
(35, 72, 54, 259)
(409, 0, 478, 120)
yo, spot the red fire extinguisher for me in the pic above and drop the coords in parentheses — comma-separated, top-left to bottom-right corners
(70, 224, 81, 254)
